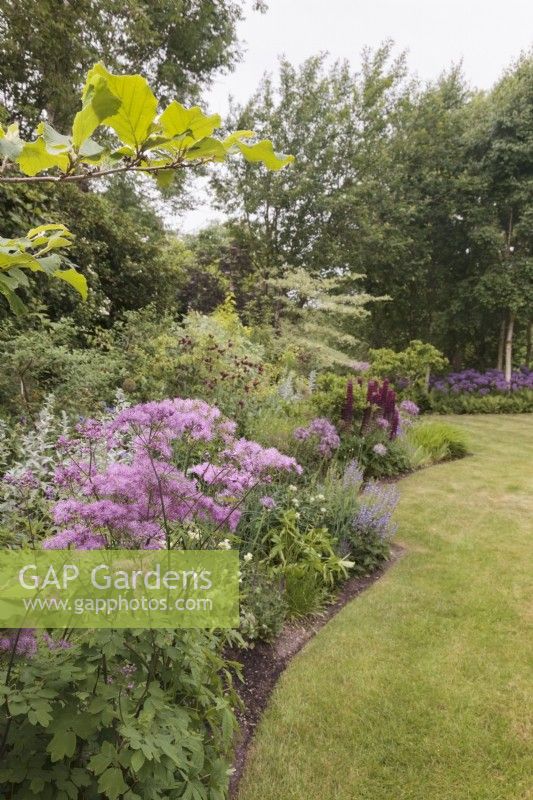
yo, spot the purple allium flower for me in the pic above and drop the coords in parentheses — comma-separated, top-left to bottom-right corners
(293, 418, 340, 459)
(260, 495, 277, 510)
(399, 399, 420, 416)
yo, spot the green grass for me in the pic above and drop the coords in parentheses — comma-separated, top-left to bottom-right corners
(238, 415, 533, 800)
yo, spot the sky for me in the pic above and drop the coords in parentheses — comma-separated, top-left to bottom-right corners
(177, 0, 533, 232)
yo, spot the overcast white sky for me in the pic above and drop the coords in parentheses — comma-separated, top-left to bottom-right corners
(177, 0, 533, 232)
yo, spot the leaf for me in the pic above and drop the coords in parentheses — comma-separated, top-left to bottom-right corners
(154, 169, 175, 189)
(73, 76, 122, 150)
(88, 742, 117, 776)
(87, 63, 157, 149)
(48, 729, 77, 762)
(130, 749, 145, 772)
(17, 138, 70, 176)
(37, 122, 71, 152)
(159, 101, 221, 142)
(235, 139, 294, 171)
(223, 130, 255, 147)
(52, 268, 88, 300)
(0, 122, 24, 159)
(97, 767, 129, 800)
(184, 137, 227, 162)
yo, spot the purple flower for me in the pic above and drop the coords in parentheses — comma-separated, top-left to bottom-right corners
(260, 496, 277, 510)
(293, 418, 340, 459)
(399, 399, 419, 416)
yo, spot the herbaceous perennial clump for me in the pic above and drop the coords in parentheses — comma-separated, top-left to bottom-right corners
(44, 398, 302, 552)
(353, 481, 400, 540)
(293, 417, 341, 458)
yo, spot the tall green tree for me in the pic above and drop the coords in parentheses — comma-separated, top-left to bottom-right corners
(0, 0, 266, 133)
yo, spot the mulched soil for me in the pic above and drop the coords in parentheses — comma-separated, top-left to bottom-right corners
(227, 544, 404, 797)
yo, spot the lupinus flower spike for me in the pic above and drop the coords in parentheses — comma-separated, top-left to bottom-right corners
(342, 380, 354, 426)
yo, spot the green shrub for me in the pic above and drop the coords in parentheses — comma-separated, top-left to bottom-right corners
(406, 419, 469, 462)
(310, 371, 366, 423)
(429, 390, 533, 414)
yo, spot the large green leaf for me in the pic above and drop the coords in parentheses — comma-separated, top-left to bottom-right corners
(53, 267, 88, 300)
(86, 63, 157, 149)
(17, 138, 70, 176)
(184, 137, 227, 162)
(38, 122, 71, 153)
(159, 101, 221, 143)
(73, 75, 122, 150)
(234, 139, 295, 171)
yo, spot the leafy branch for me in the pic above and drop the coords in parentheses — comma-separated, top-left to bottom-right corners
(0, 62, 294, 312)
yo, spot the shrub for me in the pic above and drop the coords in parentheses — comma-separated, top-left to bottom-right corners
(430, 389, 533, 414)
(369, 340, 448, 391)
(406, 419, 469, 462)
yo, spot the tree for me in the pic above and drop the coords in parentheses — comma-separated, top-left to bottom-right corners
(0, 0, 267, 133)
(213, 46, 409, 283)
(0, 62, 293, 312)
(465, 54, 533, 379)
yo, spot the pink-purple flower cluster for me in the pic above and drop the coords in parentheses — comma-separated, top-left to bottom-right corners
(293, 418, 341, 458)
(44, 398, 302, 551)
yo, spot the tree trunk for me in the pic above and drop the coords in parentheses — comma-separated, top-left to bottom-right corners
(526, 319, 532, 369)
(497, 318, 505, 371)
(504, 313, 514, 384)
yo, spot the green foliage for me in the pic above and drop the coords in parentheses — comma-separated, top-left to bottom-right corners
(369, 340, 448, 390)
(406, 419, 470, 462)
(239, 566, 287, 643)
(310, 371, 367, 423)
(429, 389, 533, 414)
(0, 63, 293, 185)
(0, 628, 237, 800)
(0, 223, 85, 313)
(269, 267, 379, 367)
(0, 0, 266, 133)
(0, 61, 292, 313)
(262, 509, 352, 617)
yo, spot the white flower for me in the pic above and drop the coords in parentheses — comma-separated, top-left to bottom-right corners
(218, 539, 231, 550)
(320, 507, 326, 513)
(289, 485, 298, 492)
(292, 498, 300, 507)
(316, 493, 325, 501)
(188, 530, 201, 541)
(295, 512, 301, 519)
(243, 552, 253, 562)
(309, 496, 315, 503)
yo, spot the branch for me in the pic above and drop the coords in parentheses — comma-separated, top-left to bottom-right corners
(0, 159, 212, 185)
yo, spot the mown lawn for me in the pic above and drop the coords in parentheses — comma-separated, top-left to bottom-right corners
(237, 415, 533, 800)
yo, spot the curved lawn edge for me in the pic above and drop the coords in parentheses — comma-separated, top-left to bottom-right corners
(235, 415, 533, 800)
(228, 545, 404, 796)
